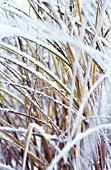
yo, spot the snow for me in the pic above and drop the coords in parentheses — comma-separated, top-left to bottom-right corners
(0, 126, 26, 133)
(0, 25, 22, 40)
(0, 163, 15, 170)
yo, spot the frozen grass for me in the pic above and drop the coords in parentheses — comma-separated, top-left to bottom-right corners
(0, 0, 111, 169)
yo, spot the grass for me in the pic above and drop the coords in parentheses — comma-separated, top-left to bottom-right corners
(0, 0, 111, 169)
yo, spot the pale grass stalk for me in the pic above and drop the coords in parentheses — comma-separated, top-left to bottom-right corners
(46, 123, 111, 170)
(67, 62, 77, 139)
(22, 125, 33, 170)
(71, 72, 108, 137)
(22, 123, 60, 169)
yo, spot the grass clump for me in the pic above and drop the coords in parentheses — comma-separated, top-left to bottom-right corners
(0, 0, 111, 169)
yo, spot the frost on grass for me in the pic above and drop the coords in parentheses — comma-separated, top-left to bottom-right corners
(0, 0, 111, 170)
